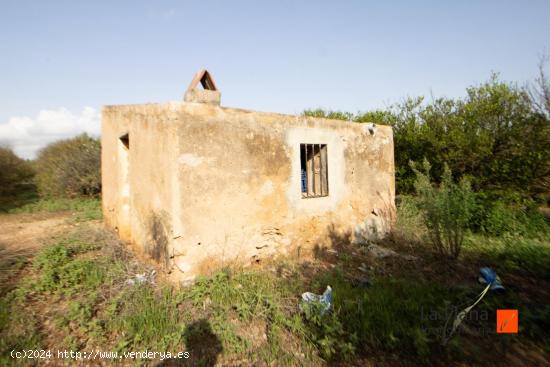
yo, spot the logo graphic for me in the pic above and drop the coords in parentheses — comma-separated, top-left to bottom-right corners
(497, 309, 518, 333)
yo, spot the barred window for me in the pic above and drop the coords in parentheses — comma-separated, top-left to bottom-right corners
(300, 144, 328, 198)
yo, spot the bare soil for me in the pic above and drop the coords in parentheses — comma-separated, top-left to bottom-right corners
(0, 212, 71, 250)
(0, 212, 72, 291)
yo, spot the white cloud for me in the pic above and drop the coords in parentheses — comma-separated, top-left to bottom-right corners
(0, 107, 100, 159)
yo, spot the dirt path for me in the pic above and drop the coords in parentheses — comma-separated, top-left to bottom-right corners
(0, 212, 74, 291)
(0, 212, 72, 251)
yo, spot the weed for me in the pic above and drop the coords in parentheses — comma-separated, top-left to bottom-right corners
(0, 293, 43, 365)
(395, 195, 425, 242)
(63, 335, 80, 351)
(302, 301, 356, 359)
(32, 243, 108, 294)
(111, 285, 184, 350)
(211, 315, 249, 354)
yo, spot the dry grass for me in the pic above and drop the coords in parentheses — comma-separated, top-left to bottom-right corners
(0, 242, 38, 292)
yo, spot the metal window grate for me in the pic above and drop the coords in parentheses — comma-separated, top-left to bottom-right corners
(300, 144, 328, 198)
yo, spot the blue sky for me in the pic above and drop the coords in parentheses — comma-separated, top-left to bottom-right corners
(1, 0, 549, 158)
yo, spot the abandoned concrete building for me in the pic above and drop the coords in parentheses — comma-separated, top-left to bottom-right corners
(102, 69, 396, 282)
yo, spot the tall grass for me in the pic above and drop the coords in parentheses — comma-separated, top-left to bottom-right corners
(394, 195, 425, 242)
(464, 235, 550, 279)
(111, 285, 185, 351)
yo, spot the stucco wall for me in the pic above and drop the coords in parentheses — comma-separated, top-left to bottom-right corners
(102, 102, 395, 282)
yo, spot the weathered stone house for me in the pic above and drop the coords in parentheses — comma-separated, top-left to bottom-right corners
(102, 70, 395, 282)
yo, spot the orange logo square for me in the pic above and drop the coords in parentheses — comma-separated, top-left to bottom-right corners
(497, 309, 518, 333)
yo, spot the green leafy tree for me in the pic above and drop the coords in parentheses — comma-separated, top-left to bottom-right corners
(0, 147, 34, 197)
(35, 134, 101, 198)
(304, 74, 550, 202)
(303, 108, 354, 121)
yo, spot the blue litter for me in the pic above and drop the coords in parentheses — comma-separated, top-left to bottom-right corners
(301, 285, 332, 314)
(478, 267, 505, 291)
(442, 267, 505, 345)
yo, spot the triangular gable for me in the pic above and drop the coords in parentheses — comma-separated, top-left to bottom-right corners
(186, 69, 218, 92)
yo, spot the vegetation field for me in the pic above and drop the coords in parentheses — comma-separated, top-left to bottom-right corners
(0, 197, 548, 366)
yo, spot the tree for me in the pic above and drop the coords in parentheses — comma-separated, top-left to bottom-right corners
(35, 134, 101, 197)
(303, 73, 550, 202)
(528, 53, 550, 119)
(0, 147, 34, 197)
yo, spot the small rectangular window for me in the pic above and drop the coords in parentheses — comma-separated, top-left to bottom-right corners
(300, 144, 328, 198)
(119, 133, 130, 150)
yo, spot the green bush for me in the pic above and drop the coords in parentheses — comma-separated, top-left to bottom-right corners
(302, 301, 355, 359)
(0, 147, 34, 197)
(34, 134, 100, 198)
(479, 200, 549, 238)
(412, 160, 476, 259)
(304, 75, 550, 201)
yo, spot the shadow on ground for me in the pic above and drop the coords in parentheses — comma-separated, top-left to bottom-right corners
(156, 319, 222, 367)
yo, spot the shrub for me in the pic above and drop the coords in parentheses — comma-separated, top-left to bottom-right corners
(479, 200, 549, 238)
(34, 134, 100, 198)
(302, 301, 355, 359)
(0, 147, 34, 197)
(411, 160, 475, 259)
